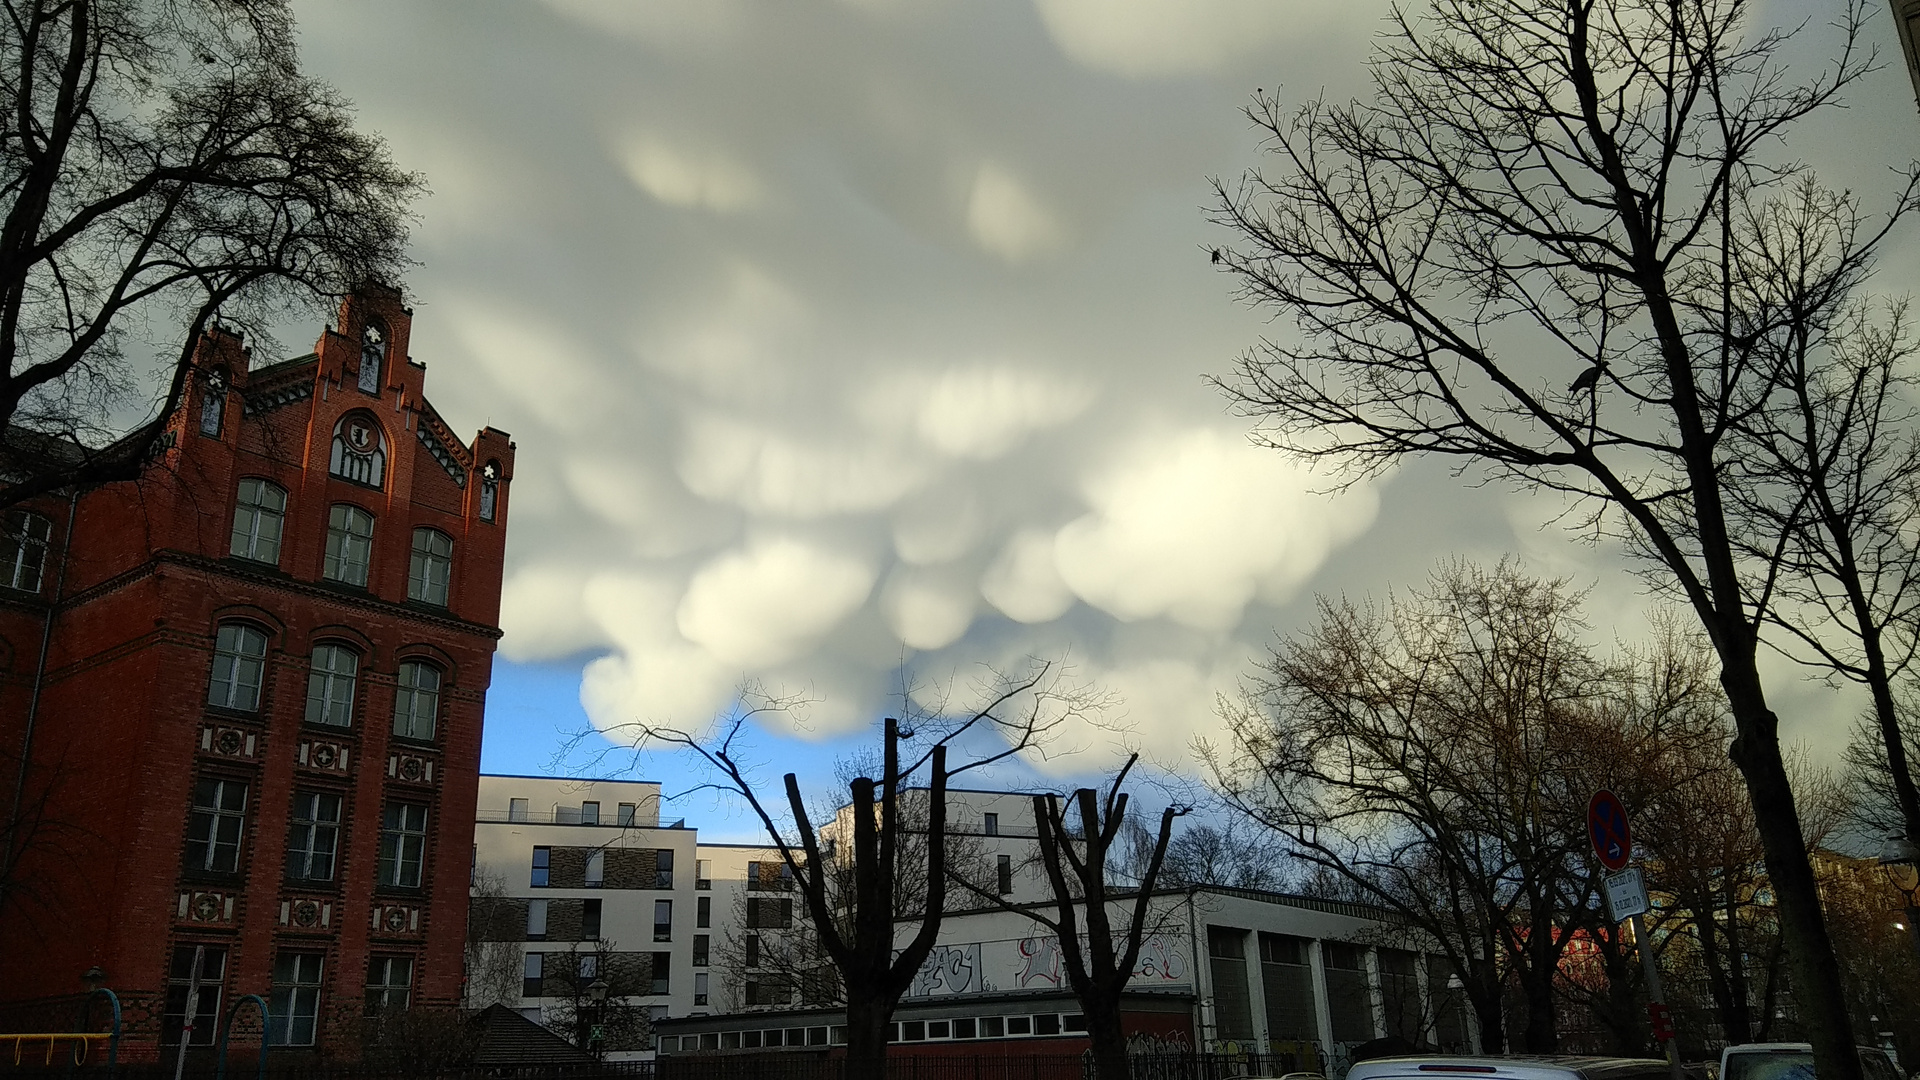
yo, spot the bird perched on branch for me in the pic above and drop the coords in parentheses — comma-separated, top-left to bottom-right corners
(1568, 360, 1609, 394)
(1211, 248, 1223, 264)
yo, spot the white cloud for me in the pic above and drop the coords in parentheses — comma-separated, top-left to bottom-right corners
(916, 364, 1093, 459)
(678, 413, 929, 518)
(540, 0, 748, 47)
(880, 565, 977, 650)
(1055, 428, 1378, 629)
(500, 564, 610, 661)
(616, 134, 764, 214)
(891, 485, 984, 565)
(966, 162, 1068, 263)
(980, 528, 1077, 623)
(1033, 0, 1346, 78)
(677, 537, 878, 666)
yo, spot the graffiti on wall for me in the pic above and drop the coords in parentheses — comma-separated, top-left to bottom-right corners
(909, 942, 983, 997)
(1016, 936, 1062, 987)
(1131, 934, 1185, 982)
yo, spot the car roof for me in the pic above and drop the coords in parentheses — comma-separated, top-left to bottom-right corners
(1347, 1055, 1674, 1080)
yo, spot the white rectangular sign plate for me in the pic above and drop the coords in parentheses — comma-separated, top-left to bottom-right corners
(1604, 867, 1649, 921)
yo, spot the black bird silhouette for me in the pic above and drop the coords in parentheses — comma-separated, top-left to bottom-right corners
(1569, 361, 1609, 394)
(1210, 248, 1222, 264)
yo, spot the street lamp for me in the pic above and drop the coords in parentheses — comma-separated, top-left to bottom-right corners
(586, 978, 610, 1062)
(1876, 835, 1920, 958)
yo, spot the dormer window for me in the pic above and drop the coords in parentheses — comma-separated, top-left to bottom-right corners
(329, 414, 386, 488)
(359, 323, 385, 395)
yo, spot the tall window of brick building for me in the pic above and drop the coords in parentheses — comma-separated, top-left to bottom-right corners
(200, 369, 227, 436)
(480, 462, 499, 521)
(285, 791, 341, 881)
(0, 510, 50, 593)
(185, 778, 247, 873)
(207, 624, 267, 711)
(654, 899, 673, 942)
(392, 661, 441, 741)
(359, 323, 385, 394)
(364, 956, 412, 1016)
(304, 644, 358, 727)
(268, 952, 324, 1046)
(582, 898, 602, 940)
(323, 504, 375, 586)
(229, 479, 286, 564)
(696, 896, 710, 928)
(522, 953, 543, 999)
(161, 945, 225, 1046)
(585, 849, 604, 887)
(530, 846, 550, 886)
(655, 849, 673, 889)
(408, 528, 453, 606)
(526, 899, 548, 939)
(378, 802, 428, 888)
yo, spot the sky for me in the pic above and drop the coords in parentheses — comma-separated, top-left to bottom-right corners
(282, 0, 1920, 840)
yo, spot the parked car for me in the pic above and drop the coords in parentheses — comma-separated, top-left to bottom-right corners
(1346, 1056, 1675, 1080)
(1718, 1042, 1901, 1080)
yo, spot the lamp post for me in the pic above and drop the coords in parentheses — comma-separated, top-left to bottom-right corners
(1876, 835, 1920, 959)
(585, 978, 610, 1062)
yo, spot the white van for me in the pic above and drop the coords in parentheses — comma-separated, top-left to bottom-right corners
(1718, 1043, 1900, 1080)
(1346, 1056, 1677, 1080)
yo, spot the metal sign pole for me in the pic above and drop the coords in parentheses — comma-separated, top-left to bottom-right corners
(1629, 912, 1684, 1080)
(172, 945, 203, 1080)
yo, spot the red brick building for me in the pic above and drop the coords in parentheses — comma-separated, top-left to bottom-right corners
(0, 286, 514, 1060)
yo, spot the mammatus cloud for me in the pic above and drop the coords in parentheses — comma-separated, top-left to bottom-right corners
(1033, 0, 1347, 78)
(617, 135, 764, 214)
(966, 162, 1068, 263)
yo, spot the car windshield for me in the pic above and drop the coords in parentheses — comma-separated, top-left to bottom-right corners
(1724, 1053, 1813, 1080)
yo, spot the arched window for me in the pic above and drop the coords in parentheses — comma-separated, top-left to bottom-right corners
(305, 643, 358, 727)
(408, 529, 452, 606)
(200, 368, 227, 437)
(0, 510, 52, 592)
(329, 414, 386, 488)
(208, 623, 269, 711)
(230, 479, 287, 564)
(393, 660, 442, 741)
(359, 322, 385, 394)
(478, 462, 499, 522)
(323, 505, 375, 586)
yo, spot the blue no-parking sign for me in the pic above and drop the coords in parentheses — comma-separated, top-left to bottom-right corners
(1588, 789, 1632, 871)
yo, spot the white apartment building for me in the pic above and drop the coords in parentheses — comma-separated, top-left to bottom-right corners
(475, 777, 1470, 1070)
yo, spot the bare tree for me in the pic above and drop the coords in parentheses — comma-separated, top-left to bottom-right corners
(597, 661, 1101, 1079)
(465, 868, 526, 1010)
(1120, 815, 1293, 892)
(0, 0, 420, 502)
(1207, 0, 1912, 1071)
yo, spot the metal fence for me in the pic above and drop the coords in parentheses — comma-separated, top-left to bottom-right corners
(0, 1052, 1307, 1080)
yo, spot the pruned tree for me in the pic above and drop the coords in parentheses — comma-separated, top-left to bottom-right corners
(465, 868, 526, 1010)
(1025, 758, 1183, 1080)
(1207, 0, 1911, 1072)
(595, 661, 1102, 1079)
(540, 939, 654, 1058)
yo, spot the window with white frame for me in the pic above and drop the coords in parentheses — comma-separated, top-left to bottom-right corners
(207, 624, 268, 711)
(285, 791, 341, 882)
(379, 802, 428, 888)
(408, 528, 453, 606)
(322, 504, 374, 586)
(162, 946, 226, 1046)
(304, 644, 358, 726)
(330, 414, 386, 487)
(229, 479, 286, 564)
(364, 956, 412, 1016)
(268, 952, 323, 1046)
(185, 778, 247, 873)
(0, 510, 51, 593)
(392, 660, 441, 740)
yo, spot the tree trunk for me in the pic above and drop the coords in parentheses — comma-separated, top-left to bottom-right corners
(1084, 992, 1132, 1080)
(844, 994, 891, 1080)
(1520, 966, 1557, 1053)
(1721, 658, 1858, 1080)
(1467, 986, 1505, 1055)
